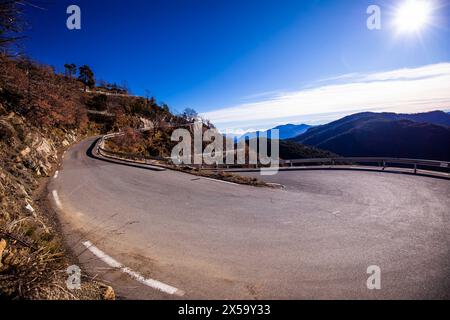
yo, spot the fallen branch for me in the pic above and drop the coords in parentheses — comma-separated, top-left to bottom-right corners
(0, 228, 38, 251)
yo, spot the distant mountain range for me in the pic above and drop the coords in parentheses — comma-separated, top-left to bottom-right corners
(238, 123, 312, 140)
(292, 110, 450, 161)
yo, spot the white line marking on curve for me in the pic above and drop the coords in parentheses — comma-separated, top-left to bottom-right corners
(52, 190, 62, 209)
(54, 171, 59, 179)
(82, 241, 184, 296)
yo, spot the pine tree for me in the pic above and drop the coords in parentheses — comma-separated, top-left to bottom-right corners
(64, 63, 77, 79)
(78, 65, 95, 91)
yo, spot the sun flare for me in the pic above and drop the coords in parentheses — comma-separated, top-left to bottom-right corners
(394, 0, 433, 33)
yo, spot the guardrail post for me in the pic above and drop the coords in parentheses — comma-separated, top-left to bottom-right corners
(382, 161, 386, 171)
(414, 163, 417, 174)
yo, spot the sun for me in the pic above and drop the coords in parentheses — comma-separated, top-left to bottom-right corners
(394, 0, 433, 33)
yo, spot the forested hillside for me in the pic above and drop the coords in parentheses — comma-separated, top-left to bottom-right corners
(293, 111, 450, 161)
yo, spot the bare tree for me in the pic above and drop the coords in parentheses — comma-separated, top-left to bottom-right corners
(0, 0, 24, 53)
(182, 108, 198, 123)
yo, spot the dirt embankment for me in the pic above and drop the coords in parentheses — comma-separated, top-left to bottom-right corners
(0, 108, 113, 300)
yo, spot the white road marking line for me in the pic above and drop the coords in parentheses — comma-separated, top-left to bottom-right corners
(54, 171, 59, 179)
(52, 190, 62, 209)
(82, 241, 184, 296)
(83, 241, 122, 268)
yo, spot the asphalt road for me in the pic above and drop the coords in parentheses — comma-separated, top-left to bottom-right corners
(50, 137, 450, 299)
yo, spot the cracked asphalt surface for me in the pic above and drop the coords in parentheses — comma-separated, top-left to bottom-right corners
(50, 137, 450, 299)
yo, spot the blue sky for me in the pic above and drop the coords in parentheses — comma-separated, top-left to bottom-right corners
(23, 0, 450, 133)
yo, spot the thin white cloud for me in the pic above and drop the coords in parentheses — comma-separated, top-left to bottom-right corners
(241, 90, 286, 101)
(316, 72, 360, 83)
(202, 63, 450, 134)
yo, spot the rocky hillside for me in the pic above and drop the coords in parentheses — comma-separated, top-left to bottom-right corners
(0, 53, 181, 299)
(0, 110, 93, 299)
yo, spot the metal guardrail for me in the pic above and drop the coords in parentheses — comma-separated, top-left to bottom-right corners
(279, 157, 450, 174)
(197, 157, 450, 176)
(97, 133, 450, 176)
(96, 133, 167, 165)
